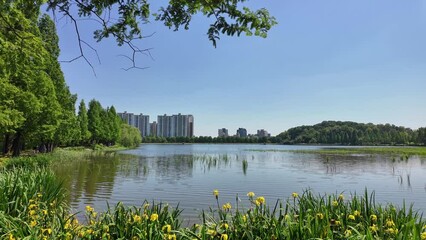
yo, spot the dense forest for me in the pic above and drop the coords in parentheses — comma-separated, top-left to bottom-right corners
(277, 121, 426, 146)
(0, 14, 140, 157)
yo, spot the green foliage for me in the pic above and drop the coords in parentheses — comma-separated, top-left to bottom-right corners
(119, 123, 142, 148)
(417, 128, 426, 146)
(0, 167, 66, 218)
(46, 0, 276, 47)
(278, 121, 418, 145)
(87, 100, 125, 146)
(77, 99, 91, 145)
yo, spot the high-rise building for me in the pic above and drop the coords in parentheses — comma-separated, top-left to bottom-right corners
(236, 128, 247, 137)
(150, 121, 157, 137)
(218, 128, 229, 137)
(118, 111, 135, 126)
(257, 129, 270, 138)
(118, 112, 150, 137)
(136, 114, 150, 137)
(157, 113, 194, 137)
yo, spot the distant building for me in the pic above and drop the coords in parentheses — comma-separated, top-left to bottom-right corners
(236, 128, 247, 137)
(150, 121, 157, 137)
(117, 112, 150, 137)
(257, 129, 271, 138)
(136, 114, 150, 137)
(218, 128, 229, 137)
(118, 111, 135, 126)
(157, 113, 194, 137)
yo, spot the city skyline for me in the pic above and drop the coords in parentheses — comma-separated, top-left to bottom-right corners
(118, 112, 194, 137)
(56, 1, 426, 136)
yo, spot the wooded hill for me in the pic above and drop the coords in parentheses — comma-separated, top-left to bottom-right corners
(277, 121, 426, 145)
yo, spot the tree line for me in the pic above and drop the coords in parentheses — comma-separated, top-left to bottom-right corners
(277, 121, 426, 146)
(142, 136, 282, 144)
(1, 11, 140, 157)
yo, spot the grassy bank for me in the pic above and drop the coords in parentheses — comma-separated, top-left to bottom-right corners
(247, 146, 426, 156)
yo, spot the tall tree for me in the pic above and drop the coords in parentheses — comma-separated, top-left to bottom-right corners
(38, 14, 79, 149)
(0, 2, 61, 156)
(87, 99, 103, 144)
(77, 99, 91, 145)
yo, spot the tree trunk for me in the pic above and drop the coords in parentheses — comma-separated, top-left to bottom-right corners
(12, 132, 22, 157)
(3, 134, 11, 155)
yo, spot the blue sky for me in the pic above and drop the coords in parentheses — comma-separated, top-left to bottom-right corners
(52, 0, 426, 136)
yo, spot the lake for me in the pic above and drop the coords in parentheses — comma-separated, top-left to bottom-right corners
(54, 144, 426, 223)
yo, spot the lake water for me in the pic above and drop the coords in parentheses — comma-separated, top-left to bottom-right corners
(54, 144, 426, 222)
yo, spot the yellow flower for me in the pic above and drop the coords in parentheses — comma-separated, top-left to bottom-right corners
(370, 214, 377, 222)
(221, 234, 228, 240)
(167, 234, 177, 240)
(213, 189, 219, 198)
(86, 229, 93, 235)
(42, 228, 52, 235)
(335, 220, 341, 226)
(72, 218, 79, 225)
(29, 210, 37, 216)
(386, 219, 395, 228)
(385, 228, 397, 235)
(348, 214, 355, 220)
(247, 192, 255, 198)
(242, 215, 247, 222)
(162, 224, 172, 233)
(316, 213, 324, 219)
(42, 209, 48, 215)
(222, 223, 229, 229)
(30, 220, 37, 227)
(338, 194, 344, 201)
(344, 229, 352, 237)
(222, 203, 232, 211)
(65, 232, 72, 240)
(85, 205, 94, 212)
(255, 196, 266, 206)
(207, 229, 216, 236)
(143, 203, 150, 209)
(37, 193, 43, 198)
(370, 224, 378, 233)
(353, 210, 361, 217)
(292, 192, 299, 198)
(8, 234, 15, 240)
(332, 200, 339, 207)
(29, 204, 37, 210)
(150, 213, 158, 221)
(133, 214, 142, 223)
(421, 232, 426, 240)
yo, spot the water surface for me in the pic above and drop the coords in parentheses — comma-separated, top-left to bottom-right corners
(54, 144, 426, 222)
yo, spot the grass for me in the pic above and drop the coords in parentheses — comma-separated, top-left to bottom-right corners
(247, 146, 426, 156)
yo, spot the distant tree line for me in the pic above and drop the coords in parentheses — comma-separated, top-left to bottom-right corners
(277, 121, 426, 146)
(142, 136, 282, 144)
(1, 14, 140, 157)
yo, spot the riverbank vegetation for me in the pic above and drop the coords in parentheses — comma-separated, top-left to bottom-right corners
(1, 12, 141, 157)
(1, 150, 426, 239)
(247, 146, 426, 157)
(2, 162, 426, 239)
(278, 121, 426, 146)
